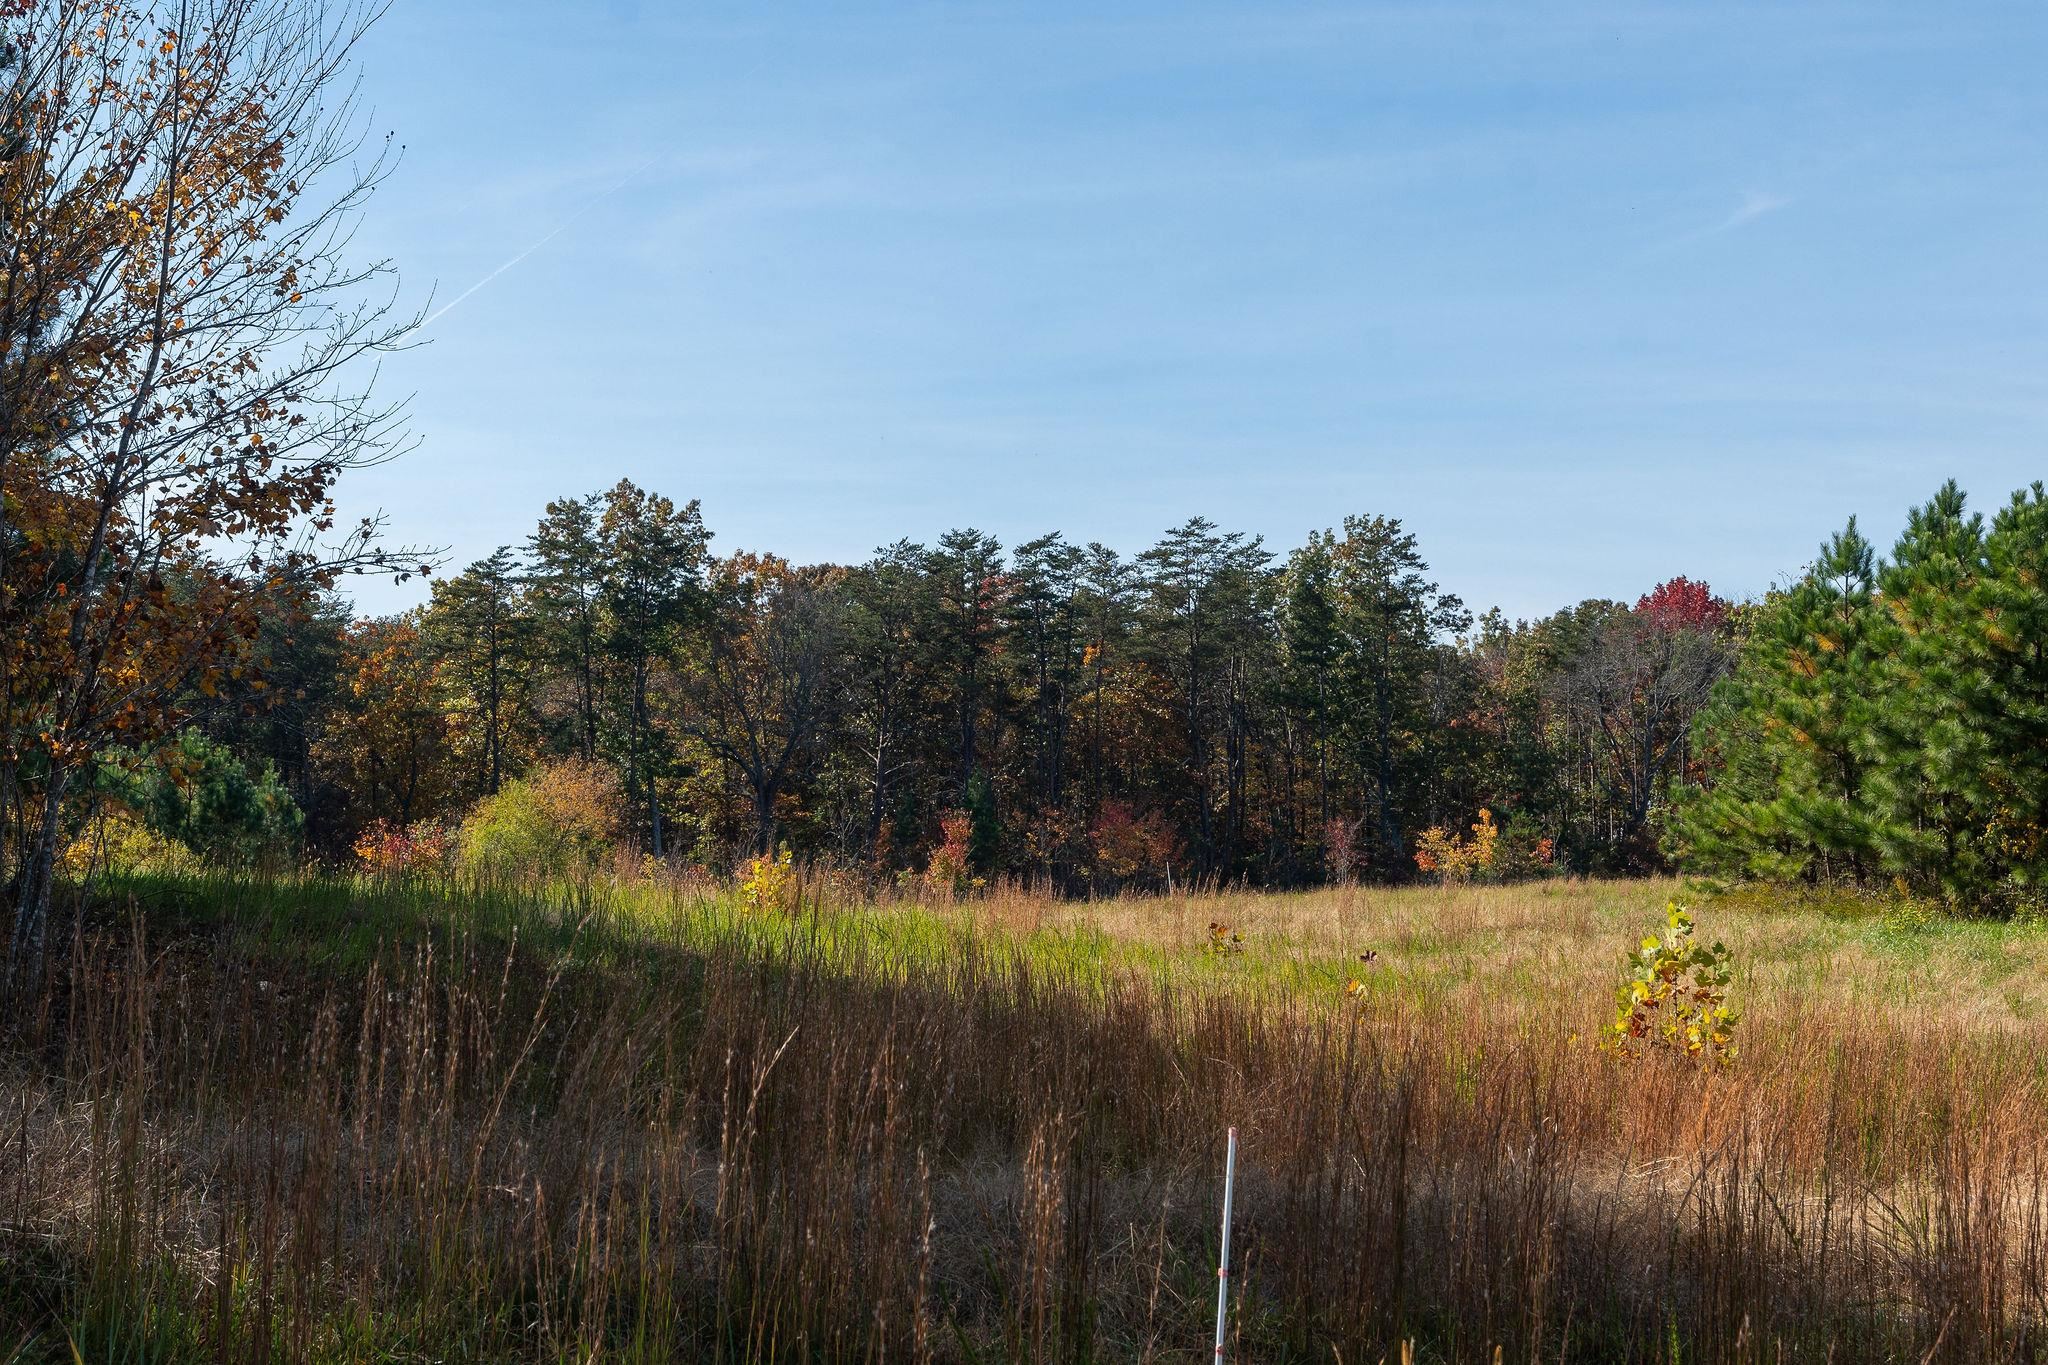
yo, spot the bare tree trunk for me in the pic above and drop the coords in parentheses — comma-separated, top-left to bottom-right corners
(580, 625, 598, 761)
(7, 771, 67, 987)
(486, 621, 503, 794)
(866, 732, 890, 860)
(754, 786, 776, 857)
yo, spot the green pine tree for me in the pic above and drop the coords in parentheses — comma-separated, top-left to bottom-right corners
(1873, 483, 2048, 910)
(964, 768, 1000, 877)
(1869, 482, 1989, 904)
(1678, 482, 2048, 916)
(1676, 518, 1888, 884)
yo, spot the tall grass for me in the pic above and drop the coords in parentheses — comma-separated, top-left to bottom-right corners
(3, 872, 2045, 1361)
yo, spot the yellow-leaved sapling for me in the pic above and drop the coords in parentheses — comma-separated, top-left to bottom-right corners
(1602, 902, 1739, 1066)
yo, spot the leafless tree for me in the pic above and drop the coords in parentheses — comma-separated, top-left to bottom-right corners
(1551, 608, 1731, 863)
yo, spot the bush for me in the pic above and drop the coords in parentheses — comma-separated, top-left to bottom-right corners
(922, 812, 981, 897)
(1088, 800, 1177, 888)
(353, 819, 456, 878)
(457, 759, 622, 881)
(1413, 809, 1499, 884)
(738, 847, 797, 912)
(1601, 902, 1739, 1066)
(1204, 920, 1245, 957)
(61, 810, 203, 877)
(1490, 810, 1558, 880)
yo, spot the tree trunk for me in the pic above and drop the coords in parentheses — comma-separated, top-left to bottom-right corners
(866, 730, 890, 861)
(486, 623, 503, 794)
(633, 658, 663, 859)
(754, 786, 776, 857)
(7, 773, 68, 987)
(580, 612, 598, 762)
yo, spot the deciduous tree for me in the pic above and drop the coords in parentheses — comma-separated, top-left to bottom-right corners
(1, 0, 421, 973)
(682, 552, 844, 856)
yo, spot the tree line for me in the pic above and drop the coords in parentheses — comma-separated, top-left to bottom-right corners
(188, 479, 1738, 892)
(167, 476, 2048, 917)
(2, 0, 1752, 967)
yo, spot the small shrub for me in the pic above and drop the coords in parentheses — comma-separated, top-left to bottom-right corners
(1325, 816, 1363, 883)
(1413, 808, 1499, 883)
(923, 812, 983, 897)
(353, 819, 455, 878)
(62, 810, 202, 877)
(738, 847, 797, 912)
(1490, 811, 1558, 880)
(1205, 920, 1245, 957)
(458, 759, 622, 881)
(1602, 901, 1739, 1066)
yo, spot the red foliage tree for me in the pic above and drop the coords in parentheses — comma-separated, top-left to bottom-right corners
(1635, 577, 1726, 632)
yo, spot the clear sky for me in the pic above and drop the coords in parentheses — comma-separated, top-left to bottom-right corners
(337, 2, 2048, 621)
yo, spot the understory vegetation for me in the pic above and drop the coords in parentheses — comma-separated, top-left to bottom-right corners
(3, 872, 2045, 1362)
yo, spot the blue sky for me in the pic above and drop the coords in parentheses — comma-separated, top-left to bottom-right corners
(339, 2, 2048, 620)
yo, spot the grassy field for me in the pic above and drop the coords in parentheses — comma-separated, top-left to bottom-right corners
(3, 872, 2046, 1362)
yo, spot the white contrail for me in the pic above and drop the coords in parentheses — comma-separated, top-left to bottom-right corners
(423, 157, 658, 328)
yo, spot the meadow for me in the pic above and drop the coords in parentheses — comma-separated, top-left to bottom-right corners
(4, 872, 2046, 1363)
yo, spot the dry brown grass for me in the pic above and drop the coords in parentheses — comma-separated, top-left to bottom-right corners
(3, 872, 2045, 1362)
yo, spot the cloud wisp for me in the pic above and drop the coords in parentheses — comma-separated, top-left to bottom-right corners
(1645, 190, 1792, 257)
(423, 157, 659, 329)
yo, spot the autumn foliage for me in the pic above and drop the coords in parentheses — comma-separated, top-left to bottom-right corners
(1413, 808, 1499, 883)
(352, 819, 455, 878)
(1088, 799, 1177, 886)
(1601, 903, 1740, 1066)
(457, 759, 623, 882)
(0, 0, 421, 972)
(921, 812, 978, 896)
(1635, 575, 1726, 631)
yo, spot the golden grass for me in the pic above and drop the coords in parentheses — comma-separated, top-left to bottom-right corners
(1003, 875, 2048, 1019)
(3, 873, 2045, 1362)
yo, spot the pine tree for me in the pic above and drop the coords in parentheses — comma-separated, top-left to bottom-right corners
(1872, 483, 2048, 910)
(1676, 483, 2048, 915)
(527, 495, 606, 760)
(964, 768, 1000, 876)
(1136, 518, 1275, 877)
(1006, 532, 1088, 820)
(1077, 543, 1137, 812)
(841, 541, 939, 865)
(1779, 520, 1887, 880)
(1974, 485, 2048, 906)
(422, 548, 532, 797)
(928, 529, 1005, 797)
(596, 481, 710, 858)
(1672, 521, 1884, 883)
(1870, 481, 1988, 903)
(1319, 516, 1470, 871)
(1282, 538, 1343, 846)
